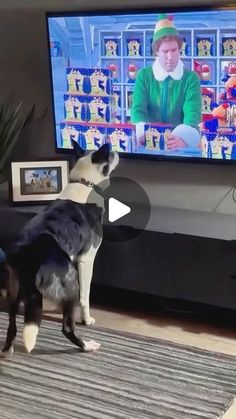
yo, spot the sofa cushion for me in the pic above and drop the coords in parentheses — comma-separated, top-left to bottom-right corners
(0, 207, 36, 253)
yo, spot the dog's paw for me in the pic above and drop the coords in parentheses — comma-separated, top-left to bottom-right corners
(0, 346, 14, 357)
(83, 340, 101, 352)
(82, 316, 95, 326)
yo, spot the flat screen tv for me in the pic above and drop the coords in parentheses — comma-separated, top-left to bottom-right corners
(46, 5, 236, 162)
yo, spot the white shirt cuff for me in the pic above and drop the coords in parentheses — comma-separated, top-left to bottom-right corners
(135, 122, 145, 141)
(172, 124, 200, 148)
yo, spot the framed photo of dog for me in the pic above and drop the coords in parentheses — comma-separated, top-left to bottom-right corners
(10, 160, 69, 205)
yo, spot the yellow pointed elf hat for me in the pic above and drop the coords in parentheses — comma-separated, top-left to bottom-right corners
(153, 14, 179, 43)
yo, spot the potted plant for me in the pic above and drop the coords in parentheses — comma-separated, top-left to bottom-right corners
(0, 100, 34, 183)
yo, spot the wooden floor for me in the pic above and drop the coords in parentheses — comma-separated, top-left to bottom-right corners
(1, 290, 236, 418)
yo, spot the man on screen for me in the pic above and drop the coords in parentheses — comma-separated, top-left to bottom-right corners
(131, 14, 202, 150)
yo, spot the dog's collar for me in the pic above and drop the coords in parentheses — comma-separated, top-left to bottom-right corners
(70, 177, 104, 196)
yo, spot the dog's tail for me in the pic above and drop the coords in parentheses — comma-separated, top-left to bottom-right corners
(4, 258, 42, 354)
(7, 234, 79, 352)
(23, 280, 43, 353)
(23, 318, 41, 354)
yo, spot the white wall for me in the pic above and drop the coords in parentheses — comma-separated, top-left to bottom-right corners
(1, 0, 235, 240)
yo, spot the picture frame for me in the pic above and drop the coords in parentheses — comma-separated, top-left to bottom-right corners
(10, 160, 69, 205)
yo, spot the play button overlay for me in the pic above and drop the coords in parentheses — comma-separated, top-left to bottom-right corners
(108, 198, 131, 222)
(87, 176, 151, 242)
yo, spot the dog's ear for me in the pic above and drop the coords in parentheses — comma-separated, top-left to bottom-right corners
(72, 140, 86, 158)
(91, 143, 110, 164)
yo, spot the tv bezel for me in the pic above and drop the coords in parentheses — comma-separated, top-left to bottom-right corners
(45, 3, 236, 165)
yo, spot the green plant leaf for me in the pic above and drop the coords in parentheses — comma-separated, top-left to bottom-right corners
(0, 101, 34, 176)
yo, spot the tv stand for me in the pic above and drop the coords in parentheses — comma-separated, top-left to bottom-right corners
(93, 225, 236, 311)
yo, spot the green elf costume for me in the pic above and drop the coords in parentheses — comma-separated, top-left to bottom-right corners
(131, 14, 202, 148)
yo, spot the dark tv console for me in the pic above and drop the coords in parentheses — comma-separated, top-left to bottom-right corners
(93, 225, 236, 311)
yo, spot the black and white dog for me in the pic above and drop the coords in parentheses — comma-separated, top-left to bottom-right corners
(1, 142, 119, 354)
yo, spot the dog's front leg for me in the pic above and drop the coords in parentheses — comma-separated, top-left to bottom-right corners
(78, 251, 97, 326)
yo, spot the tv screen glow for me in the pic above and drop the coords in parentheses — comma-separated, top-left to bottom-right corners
(46, 8, 236, 161)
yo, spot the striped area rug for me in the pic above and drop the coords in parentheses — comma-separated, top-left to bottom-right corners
(0, 312, 236, 419)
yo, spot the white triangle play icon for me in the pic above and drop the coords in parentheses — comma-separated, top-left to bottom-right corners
(108, 198, 131, 223)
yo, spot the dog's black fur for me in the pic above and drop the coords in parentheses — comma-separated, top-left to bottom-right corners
(1, 142, 119, 354)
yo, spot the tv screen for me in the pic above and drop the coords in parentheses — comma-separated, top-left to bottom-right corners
(46, 7, 236, 161)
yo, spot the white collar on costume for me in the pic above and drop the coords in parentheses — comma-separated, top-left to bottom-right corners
(152, 57, 184, 81)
